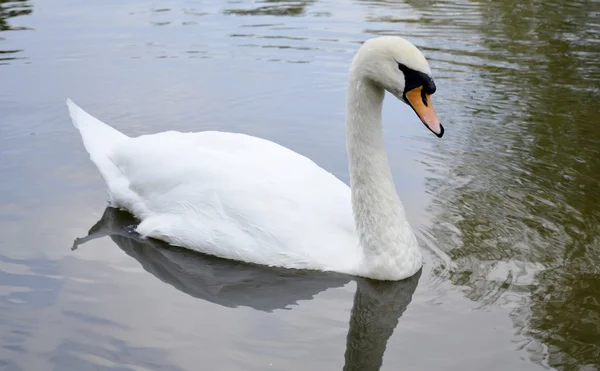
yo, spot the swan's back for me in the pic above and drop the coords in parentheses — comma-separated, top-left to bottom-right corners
(67, 99, 361, 273)
(113, 131, 361, 271)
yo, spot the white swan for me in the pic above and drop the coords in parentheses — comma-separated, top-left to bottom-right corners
(67, 36, 443, 281)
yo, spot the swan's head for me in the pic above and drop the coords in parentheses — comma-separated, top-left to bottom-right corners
(352, 36, 443, 137)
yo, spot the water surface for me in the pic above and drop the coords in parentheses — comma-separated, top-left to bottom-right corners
(1, 0, 599, 370)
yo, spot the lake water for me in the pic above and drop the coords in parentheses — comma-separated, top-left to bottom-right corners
(1, 0, 599, 370)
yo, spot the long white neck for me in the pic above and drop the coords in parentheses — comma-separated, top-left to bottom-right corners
(345, 74, 422, 280)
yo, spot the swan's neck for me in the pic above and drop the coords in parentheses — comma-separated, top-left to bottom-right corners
(345, 76, 422, 280)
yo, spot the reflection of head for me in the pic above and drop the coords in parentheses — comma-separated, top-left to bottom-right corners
(344, 271, 421, 371)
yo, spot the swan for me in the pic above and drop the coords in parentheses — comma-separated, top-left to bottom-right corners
(66, 36, 443, 281)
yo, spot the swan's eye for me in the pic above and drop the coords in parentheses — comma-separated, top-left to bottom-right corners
(397, 62, 436, 95)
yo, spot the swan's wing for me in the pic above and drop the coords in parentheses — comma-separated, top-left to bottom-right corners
(108, 130, 361, 272)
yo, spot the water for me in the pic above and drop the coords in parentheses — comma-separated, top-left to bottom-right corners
(1, 0, 599, 369)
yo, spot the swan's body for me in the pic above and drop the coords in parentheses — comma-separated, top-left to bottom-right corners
(68, 36, 443, 281)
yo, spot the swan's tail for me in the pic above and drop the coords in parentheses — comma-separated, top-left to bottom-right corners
(66, 99, 130, 196)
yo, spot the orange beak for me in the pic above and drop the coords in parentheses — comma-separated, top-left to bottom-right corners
(405, 86, 444, 138)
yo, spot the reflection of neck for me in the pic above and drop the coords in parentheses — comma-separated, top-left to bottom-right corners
(345, 75, 422, 279)
(343, 272, 421, 371)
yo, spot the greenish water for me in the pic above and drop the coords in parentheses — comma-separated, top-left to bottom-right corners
(0, 0, 598, 370)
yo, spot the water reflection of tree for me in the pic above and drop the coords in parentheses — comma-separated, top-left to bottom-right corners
(0, 0, 32, 31)
(485, 3, 600, 369)
(223, 0, 315, 17)
(0, 0, 32, 64)
(384, 0, 600, 369)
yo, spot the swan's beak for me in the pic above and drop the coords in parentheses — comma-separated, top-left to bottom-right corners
(405, 86, 444, 138)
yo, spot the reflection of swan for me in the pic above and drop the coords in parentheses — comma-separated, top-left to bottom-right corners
(73, 207, 421, 369)
(66, 36, 443, 281)
(73, 208, 350, 311)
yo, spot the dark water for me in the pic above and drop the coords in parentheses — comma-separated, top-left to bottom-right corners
(1, 0, 599, 370)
